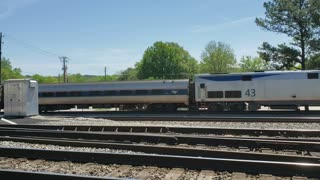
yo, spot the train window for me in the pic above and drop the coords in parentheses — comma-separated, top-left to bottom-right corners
(242, 75, 252, 81)
(40, 92, 55, 97)
(70, 91, 81, 97)
(56, 92, 67, 97)
(177, 89, 188, 95)
(225, 91, 241, 98)
(308, 73, 319, 79)
(119, 90, 133, 95)
(103, 91, 117, 96)
(135, 90, 149, 95)
(81, 91, 89, 96)
(200, 83, 205, 88)
(88, 91, 102, 96)
(207, 91, 223, 98)
(151, 90, 163, 95)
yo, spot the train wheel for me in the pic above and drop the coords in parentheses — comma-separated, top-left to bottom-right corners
(146, 104, 177, 112)
(208, 103, 224, 112)
(248, 103, 259, 111)
(229, 103, 246, 112)
(146, 104, 155, 112)
(165, 104, 177, 112)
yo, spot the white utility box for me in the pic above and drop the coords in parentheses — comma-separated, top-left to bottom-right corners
(4, 79, 38, 117)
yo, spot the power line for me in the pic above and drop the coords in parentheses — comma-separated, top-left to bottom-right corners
(4, 33, 61, 58)
(3, 33, 72, 78)
(21, 71, 43, 75)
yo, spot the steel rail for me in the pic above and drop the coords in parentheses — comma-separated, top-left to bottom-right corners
(1, 125, 320, 137)
(103, 116, 320, 123)
(0, 129, 179, 144)
(0, 128, 320, 151)
(0, 169, 120, 180)
(0, 136, 319, 163)
(1, 147, 320, 178)
(1, 125, 320, 146)
(39, 111, 320, 122)
(2, 126, 320, 143)
(40, 110, 320, 115)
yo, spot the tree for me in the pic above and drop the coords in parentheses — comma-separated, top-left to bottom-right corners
(42, 76, 59, 83)
(307, 54, 320, 69)
(258, 42, 301, 70)
(137, 41, 198, 79)
(118, 67, 138, 81)
(256, 0, 320, 70)
(1, 57, 23, 81)
(31, 74, 45, 83)
(240, 56, 269, 72)
(68, 73, 86, 83)
(200, 41, 236, 73)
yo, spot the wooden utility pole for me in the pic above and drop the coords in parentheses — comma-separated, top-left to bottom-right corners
(104, 66, 107, 80)
(60, 56, 68, 83)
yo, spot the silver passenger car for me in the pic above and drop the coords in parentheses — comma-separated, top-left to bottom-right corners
(39, 79, 190, 111)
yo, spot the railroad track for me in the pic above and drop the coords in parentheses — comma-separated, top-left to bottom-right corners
(0, 157, 310, 180)
(39, 111, 320, 122)
(1, 126, 320, 151)
(0, 136, 319, 163)
(1, 125, 320, 178)
(1, 124, 320, 137)
(0, 169, 117, 180)
(1, 147, 319, 178)
(41, 110, 320, 115)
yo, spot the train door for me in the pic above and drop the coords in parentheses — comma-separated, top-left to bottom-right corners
(199, 83, 206, 101)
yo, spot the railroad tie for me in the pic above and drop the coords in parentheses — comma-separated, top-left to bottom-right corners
(197, 170, 217, 180)
(134, 167, 158, 179)
(291, 176, 308, 180)
(259, 174, 276, 180)
(231, 172, 247, 180)
(163, 168, 184, 180)
(106, 165, 131, 178)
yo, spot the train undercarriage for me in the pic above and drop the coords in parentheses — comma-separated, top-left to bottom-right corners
(39, 101, 299, 112)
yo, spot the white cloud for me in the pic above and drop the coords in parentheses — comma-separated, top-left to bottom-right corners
(191, 16, 257, 33)
(0, 0, 37, 20)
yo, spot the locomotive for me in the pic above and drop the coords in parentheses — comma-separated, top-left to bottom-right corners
(37, 70, 320, 112)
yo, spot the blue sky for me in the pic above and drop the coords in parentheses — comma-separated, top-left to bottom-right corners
(1, 0, 289, 76)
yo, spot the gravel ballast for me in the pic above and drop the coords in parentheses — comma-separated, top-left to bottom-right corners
(0, 141, 144, 154)
(29, 115, 320, 130)
(0, 157, 308, 180)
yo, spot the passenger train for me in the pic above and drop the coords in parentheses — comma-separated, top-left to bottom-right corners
(37, 70, 320, 112)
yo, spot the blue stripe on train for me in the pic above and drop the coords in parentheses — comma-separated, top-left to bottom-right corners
(39, 89, 188, 98)
(198, 74, 279, 81)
